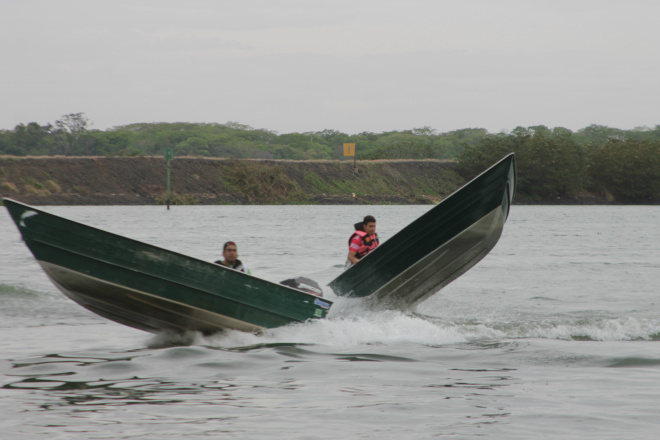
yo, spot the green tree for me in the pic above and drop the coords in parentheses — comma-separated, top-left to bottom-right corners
(575, 124, 625, 145)
(175, 137, 210, 156)
(54, 112, 90, 155)
(588, 139, 660, 201)
(457, 128, 588, 199)
(8, 122, 55, 155)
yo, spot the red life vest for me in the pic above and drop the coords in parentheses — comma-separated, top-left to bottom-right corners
(349, 230, 379, 259)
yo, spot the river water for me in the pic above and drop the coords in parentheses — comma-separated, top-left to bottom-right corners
(1, 204, 659, 439)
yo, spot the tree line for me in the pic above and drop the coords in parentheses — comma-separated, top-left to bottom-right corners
(455, 126, 660, 202)
(1, 113, 659, 202)
(0, 113, 491, 160)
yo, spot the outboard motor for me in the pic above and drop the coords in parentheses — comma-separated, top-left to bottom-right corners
(280, 276, 323, 297)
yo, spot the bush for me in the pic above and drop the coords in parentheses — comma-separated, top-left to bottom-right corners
(588, 139, 660, 201)
(457, 128, 588, 199)
(219, 161, 305, 203)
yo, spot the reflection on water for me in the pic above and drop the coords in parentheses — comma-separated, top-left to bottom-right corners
(4, 343, 518, 412)
(2, 345, 518, 439)
(3, 328, 660, 439)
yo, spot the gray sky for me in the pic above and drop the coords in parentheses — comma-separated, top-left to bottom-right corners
(2, 0, 659, 134)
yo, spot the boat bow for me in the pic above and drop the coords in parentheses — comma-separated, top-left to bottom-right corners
(328, 153, 516, 309)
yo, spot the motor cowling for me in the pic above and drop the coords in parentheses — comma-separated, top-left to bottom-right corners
(279, 277, 323, 297)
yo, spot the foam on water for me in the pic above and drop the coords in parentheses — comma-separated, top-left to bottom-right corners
(4, 283, 658, 349)
(159, 298, 660, 351)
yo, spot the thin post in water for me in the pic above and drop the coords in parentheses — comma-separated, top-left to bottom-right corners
(164, 148, 173, 210)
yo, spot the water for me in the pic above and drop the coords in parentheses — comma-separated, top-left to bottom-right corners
(1, 204, 659, 439)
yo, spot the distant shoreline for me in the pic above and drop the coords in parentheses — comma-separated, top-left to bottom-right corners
(0, 156, 649, 206)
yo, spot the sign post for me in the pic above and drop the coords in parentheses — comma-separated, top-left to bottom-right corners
(343, 143, 356, 170)
(164, 148, 173, 210)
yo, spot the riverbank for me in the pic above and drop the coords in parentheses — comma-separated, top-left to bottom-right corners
(0, 156, 465, 205)
(0, 156, 616, 205)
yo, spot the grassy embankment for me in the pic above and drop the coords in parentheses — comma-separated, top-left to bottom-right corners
(0, 157, 463, 205)
(212, 160, 462, 205)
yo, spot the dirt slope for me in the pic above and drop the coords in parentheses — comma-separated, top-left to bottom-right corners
(0, 157, 460, 205)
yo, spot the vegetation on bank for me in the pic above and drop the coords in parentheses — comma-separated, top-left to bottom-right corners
(3, 113, 658, 160)
(0, 113, 484, 160)
(1, 113, 659, 203)
(0, 157, 461, 205)
(455, 126, 660, 202)
(215, 160, 462, 204)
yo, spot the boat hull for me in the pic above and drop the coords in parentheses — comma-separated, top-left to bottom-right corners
(329, 153, 515, 308)
(42, 262, 268, 334)
(3, 199, 332, 335)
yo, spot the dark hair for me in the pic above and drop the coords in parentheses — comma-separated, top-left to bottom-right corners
(223, 241, 237, 251)
(363, 215, 376, 224)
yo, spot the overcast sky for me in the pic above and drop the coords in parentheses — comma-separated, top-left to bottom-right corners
(2, 0, 659, 134)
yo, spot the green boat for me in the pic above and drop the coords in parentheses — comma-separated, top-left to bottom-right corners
(3, 198, 332, 335)
(328, 153, 516, 309)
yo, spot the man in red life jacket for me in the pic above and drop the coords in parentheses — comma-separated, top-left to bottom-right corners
(214, 241, 252, 274)
(346, 215, 379, 267)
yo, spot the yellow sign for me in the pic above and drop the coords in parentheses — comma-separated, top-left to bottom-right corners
(343, 143, 355, 156)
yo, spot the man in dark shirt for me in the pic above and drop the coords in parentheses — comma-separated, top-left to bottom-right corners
(215, 241, 251, 274)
